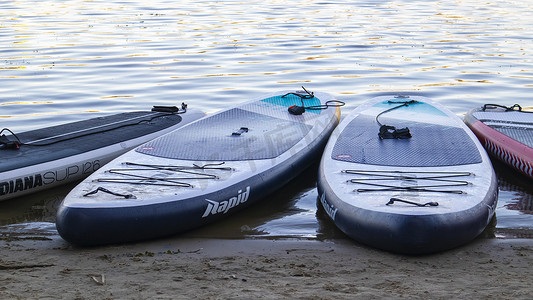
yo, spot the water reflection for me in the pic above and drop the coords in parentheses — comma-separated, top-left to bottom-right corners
(181, 163, 326, 239)
(503, 188, 533, 215)
(492, 158, 533, 238)
(0, 181, 76, 226)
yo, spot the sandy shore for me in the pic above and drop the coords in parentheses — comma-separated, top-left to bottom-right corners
(1, 223, 532, 299)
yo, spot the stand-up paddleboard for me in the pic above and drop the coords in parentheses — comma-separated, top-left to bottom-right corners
(0, 104, 204, 202)
(318, 95, 498, 254)
(464, 104, 533, 180)
(57, 89, 342, 246)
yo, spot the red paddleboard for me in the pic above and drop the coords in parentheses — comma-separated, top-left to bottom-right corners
(464, 104, 533, 179)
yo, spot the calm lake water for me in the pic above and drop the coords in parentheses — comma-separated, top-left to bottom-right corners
(1, 0, 533, 241)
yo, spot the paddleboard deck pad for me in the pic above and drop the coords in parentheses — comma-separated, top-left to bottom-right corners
(318, 95, 498, 254)
(464, 104, 533, 179)
(0, 105, 204, 201)
(56, 89, 341, 246)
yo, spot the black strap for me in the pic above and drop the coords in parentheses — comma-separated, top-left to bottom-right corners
(482, 103, 532, 113)
(232, 127, 249, 136)
(152, 102, 188, 113)
(83, 187, 136, 199)
(282, 86, 315, 100)
(386, 197, 438, 207)
(0, 128, 21, 150)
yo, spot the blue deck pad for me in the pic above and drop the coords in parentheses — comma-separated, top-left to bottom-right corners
(261, 94, 322, 114)
(137, 108, 312, 161)
(332, 114, 482, 167)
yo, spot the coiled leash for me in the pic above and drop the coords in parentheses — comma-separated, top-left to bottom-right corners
(283, 86, 345, 115)
(376, 98, 418, 139)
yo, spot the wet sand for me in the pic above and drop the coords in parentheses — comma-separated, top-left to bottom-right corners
(1, 223, 533, 299)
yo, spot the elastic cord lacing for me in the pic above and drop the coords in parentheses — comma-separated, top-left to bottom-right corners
(343, 169, 471, 195)
(376, 100, 418, 139)
(343, 169, 474, 207)
(94, 162, 232, 188)
(283, 86, 345, 115)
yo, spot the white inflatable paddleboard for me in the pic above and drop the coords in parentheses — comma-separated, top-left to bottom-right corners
(57, 88, 342, 245)
(318, 95, 498, 254)
(0, 104, 204, 201)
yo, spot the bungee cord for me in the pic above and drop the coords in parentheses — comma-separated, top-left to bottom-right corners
(343, 169, 472, 194)
(93, 162, 232, 188)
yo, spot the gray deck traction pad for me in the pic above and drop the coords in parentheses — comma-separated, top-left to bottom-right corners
(0, 112, 182, 172)
(473, 111, 533, 148)
(137, 108, 312, 161)
(332, 114, 482, 167)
